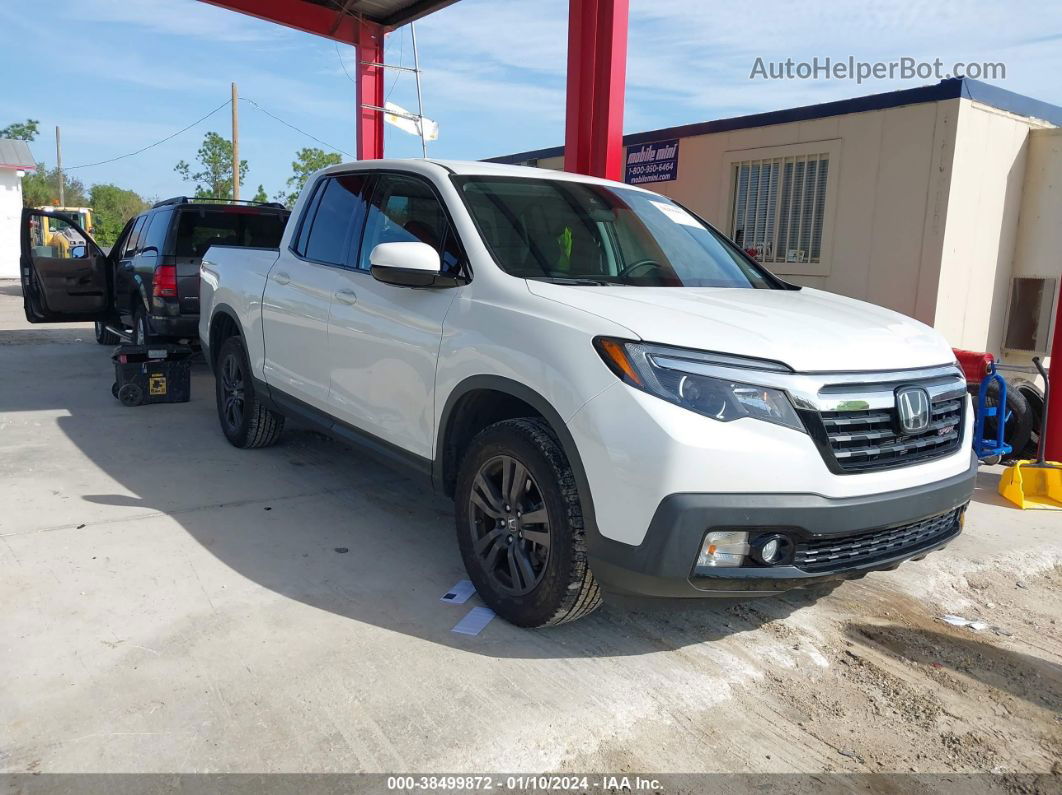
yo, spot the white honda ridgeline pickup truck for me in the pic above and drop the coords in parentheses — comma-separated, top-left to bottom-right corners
(199, 159, 976, 627)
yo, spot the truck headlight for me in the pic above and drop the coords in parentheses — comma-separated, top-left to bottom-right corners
(594, 338, 805, 433)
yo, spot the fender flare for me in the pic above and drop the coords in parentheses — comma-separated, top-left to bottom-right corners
(434, 375, 600, 543)
(204, 303, 246, 373)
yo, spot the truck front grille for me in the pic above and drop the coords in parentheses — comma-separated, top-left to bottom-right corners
(819, 397, 965, 472)
(793, 508, 962, 572)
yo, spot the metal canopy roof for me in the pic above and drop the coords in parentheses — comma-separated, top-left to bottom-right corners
(302, 0, 458, 28)
(200, 0, 459, 38)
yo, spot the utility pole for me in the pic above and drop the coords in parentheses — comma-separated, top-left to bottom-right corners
(231, 82, 240, 201)
(55, 126, 65, 206)
(410, 22, 428, 158)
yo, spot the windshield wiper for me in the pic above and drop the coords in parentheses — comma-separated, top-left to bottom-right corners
(527, 276, 616, 286)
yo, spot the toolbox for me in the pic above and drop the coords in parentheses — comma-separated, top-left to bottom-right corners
(111, 344, 193, 407)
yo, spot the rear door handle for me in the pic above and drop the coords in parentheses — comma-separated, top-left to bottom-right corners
(273, 270, 291, 285)
(334, 288, 357, 305)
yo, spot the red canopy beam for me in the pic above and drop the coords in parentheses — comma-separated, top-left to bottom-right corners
(1044, 292, 1062, 460)
(198, 0, 360, 41)
(564, 0, 629, 181)
(356, 22, 386, 160)
(198, 0, 383, 159)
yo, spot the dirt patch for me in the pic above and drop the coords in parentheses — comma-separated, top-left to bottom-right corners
(752, 564, 1062, 773)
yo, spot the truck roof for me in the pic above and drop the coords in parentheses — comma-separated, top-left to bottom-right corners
(316, 158, 653, 192)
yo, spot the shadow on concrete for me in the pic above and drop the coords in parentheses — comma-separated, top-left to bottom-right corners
(846, 622, 1062, 712)
(0, 327, 95, 345)
(970, 468, 1015, 508)
(1, 332, 832, 659)
(0, 281, 24, 298)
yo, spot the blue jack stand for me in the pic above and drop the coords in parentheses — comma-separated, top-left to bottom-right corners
(973, 361, 1012, 462)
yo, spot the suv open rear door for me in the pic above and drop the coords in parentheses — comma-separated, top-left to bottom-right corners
(20, 208, 113, 324)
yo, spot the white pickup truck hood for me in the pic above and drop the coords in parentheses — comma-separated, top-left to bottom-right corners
(527, 282, 955, 372)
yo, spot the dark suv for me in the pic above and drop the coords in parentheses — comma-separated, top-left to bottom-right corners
(93, 197, 289, 345)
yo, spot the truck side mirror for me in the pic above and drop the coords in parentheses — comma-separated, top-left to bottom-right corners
(370, 241, 452, 288)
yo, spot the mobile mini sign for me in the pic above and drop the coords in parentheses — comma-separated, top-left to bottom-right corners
(624, 139, 679, 185)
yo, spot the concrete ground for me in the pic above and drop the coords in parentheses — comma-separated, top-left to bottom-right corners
(0, 280, 1060, 780)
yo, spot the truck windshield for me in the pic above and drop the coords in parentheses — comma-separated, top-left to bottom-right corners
(454, 175, 775, 288)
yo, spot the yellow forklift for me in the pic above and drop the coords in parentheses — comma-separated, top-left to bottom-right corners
(33, 206, 95, 257)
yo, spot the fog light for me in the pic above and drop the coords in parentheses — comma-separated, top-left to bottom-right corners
(750, 533, 793, 566)
(697, 531, 749, 568)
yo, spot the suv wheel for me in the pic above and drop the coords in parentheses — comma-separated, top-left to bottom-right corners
(455, 418, 601, 627)
(132, 307, 153, 346)
(94, 321, 120, 345)
(215, 336, 285, 449)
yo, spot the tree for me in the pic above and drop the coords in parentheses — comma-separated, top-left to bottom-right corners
(1, 119, 39, 141)
(279, 147, 341, 206)
(175, 131, 247, 199)
(89, 183, 150, 247)
(21, 162, 89, 208)
(252, 184, 268, 203)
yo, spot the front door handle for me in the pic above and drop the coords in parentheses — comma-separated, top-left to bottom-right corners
(334, 288, 357, 305)
(272, 270, 291, 286)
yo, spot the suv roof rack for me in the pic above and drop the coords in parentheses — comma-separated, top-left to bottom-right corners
(152, 196, 287, 210)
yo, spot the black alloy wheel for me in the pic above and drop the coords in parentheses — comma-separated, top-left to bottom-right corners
(468, 454, 552, 596)
(220, 349, 246, 435)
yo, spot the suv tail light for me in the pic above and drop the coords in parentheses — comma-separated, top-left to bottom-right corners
(153, 265, 177, 298)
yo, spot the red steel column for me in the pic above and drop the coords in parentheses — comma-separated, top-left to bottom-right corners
(1044, 291, 1062, 460)
(564, 0, 629, 181)
(356, 22, 385, 160)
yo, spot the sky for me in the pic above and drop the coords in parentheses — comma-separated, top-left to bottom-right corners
(0, 0, 1059, 202)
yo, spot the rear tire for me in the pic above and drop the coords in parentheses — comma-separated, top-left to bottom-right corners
(215, 336, 285, 449)
(95, 321, 120, 345)
(1016, 382, 1045, 458)
(132, 307, 153, 346)
(455, 418, 601, 627)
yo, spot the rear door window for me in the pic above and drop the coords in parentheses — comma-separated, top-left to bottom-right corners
(293, 181, 325, 257)
(123, 215, 147, 258)
(303, 174, 370, 266)
(173, 208, 288, 258)
(142, 208, 172, 254)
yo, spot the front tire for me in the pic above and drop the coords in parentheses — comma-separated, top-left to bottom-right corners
(455, 418, 601, 627)
(214, 336, 285, 449)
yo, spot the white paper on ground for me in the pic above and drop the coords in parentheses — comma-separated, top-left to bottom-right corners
(940, 614, 989, 631)
(452, 607, 496, 636)
(440, 579, 477, 605)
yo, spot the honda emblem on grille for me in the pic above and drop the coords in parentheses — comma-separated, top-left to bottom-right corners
(895, 386, 931, 435)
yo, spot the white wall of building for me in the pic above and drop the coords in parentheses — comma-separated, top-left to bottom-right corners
(934, 102, 1049, 354)
(0, 169, 23, 279)
(1004, 127, 1062, 367)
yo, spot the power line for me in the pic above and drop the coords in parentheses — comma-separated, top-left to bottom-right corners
(64, 99, 232, 170)
(239, 96, 353, 158)
(334, 27, 405, 101)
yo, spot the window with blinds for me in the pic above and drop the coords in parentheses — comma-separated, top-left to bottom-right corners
(730, 153, 829, 265)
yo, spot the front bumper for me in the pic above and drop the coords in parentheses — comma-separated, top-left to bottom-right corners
(587, 453, 976, 598)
